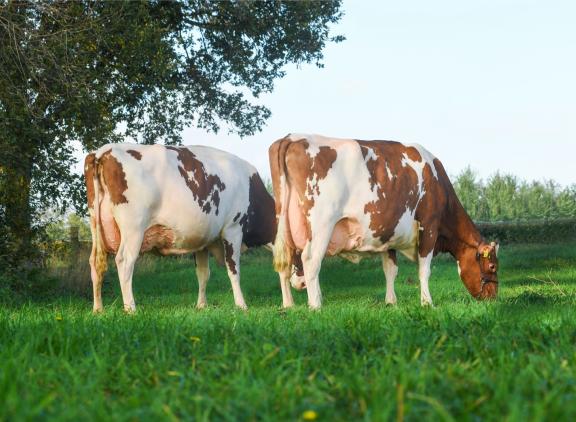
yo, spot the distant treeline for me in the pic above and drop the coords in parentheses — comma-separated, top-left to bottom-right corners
(453, 168, 576, 221)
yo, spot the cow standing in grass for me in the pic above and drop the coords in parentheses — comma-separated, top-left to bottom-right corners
(84, 144, 275, 312)
(270, 134, 499, 309)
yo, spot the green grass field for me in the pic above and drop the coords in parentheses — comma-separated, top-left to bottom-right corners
(1, 241, 576, 421)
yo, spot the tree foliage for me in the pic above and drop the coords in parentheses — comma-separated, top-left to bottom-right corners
(0, 0, 344, 272)
(453, 167, 576, 221)
(45, 212, 91, 242)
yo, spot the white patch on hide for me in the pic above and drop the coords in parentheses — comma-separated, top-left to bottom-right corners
(407, 143, 438, 179)
(401, 152, 426, 199)
(363, 147, 378, 163)
(386, 162, 394, 180)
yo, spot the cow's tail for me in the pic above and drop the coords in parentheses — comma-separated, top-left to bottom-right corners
(92, 156, 108, 281)
(270, 139, 293, 273)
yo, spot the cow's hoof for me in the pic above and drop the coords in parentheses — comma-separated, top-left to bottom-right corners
(92, 308, 103, 314)
(196, 302, 207, 310)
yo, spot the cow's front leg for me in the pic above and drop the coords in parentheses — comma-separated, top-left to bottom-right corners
(418, 251, 434, 306)
(222, 229, 247, 310)
(195, 249, 210, 309)
(382, 250, 398, 305)
(417, 221, 439, 307)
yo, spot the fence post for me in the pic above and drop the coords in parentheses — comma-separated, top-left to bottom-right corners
(69, 225, 79, 263)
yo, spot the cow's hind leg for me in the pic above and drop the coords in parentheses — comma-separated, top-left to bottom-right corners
(382, 250, 398, 305)
(195, 249, 210, 309)
(301, 243, 324, 309)
(115, 230, 144, 313)
(279, 267, 295, 308)
(89, 247, 103, 313)
(222, 227, 247, 310)
(88, 216, 105, 313)
(300, 224, 335, 310)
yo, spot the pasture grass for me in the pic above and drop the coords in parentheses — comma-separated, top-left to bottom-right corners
(1, 242, 576, 421)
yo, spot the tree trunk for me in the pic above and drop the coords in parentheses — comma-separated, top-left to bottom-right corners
(1, 151, 34, 269)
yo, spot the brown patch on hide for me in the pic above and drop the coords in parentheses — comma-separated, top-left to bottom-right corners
(308, 142, 338, 181)
(84, 153, 96, 209)
(405, 146, 422, 162)
(100, 150, 129, 205)
(238, 213, 248, 230)
(268, 138, 293, 218)
(167, 146, 226, 214)
(241, 173, 277, 247)
(222, 239, 237, 274)
(414, 161, 446, 258)
(284, 139, 337, 238)
(285, 140, 337, 208)
(357, 141, 420, 243)
(127, 150, 142, 160)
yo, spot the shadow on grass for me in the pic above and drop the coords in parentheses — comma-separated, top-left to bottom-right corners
(501, 290, 574, 307)
(504, 291, 556, 305)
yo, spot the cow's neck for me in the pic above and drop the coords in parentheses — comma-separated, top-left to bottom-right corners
(439, 196, 483, 260)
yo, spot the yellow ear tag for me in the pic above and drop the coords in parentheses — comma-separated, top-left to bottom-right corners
(483, 250, 490, 258)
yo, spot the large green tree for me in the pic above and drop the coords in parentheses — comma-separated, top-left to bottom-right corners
(0, 0, 343, 271)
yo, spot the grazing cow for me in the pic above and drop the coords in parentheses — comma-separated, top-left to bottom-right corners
(84, 144, 275, 312)
(270, 134, 499, 309)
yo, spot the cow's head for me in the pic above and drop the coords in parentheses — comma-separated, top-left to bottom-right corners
(290, 271, 306, 290)
(290, 252, 306, 290)
(459, 241, 499, 300)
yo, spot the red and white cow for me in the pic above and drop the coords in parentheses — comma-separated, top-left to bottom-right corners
(84, 143, 275, 312)
(270, 134, 499, 309)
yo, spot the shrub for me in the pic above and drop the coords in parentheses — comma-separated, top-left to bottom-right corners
(477, 218, 576, 244)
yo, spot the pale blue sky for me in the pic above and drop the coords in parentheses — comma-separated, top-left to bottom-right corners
(187, 0, 576, 186)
